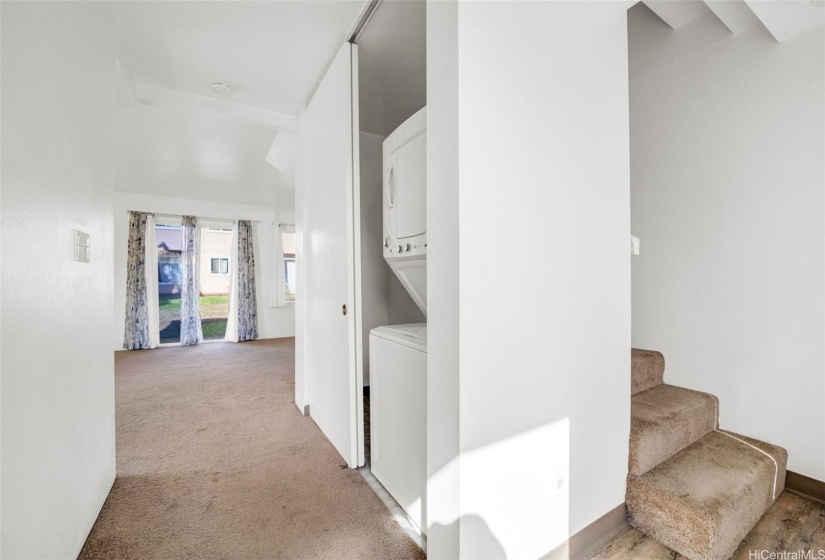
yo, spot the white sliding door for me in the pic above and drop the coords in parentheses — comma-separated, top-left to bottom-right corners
(303, 43, 363, 468)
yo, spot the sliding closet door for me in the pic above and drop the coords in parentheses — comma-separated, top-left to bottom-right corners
(303, 43, 363, 468)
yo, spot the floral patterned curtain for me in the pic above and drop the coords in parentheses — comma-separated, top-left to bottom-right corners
(123, 211, 151, 350)
(179, 215, 203, 346)
(236, 220, 258, 342)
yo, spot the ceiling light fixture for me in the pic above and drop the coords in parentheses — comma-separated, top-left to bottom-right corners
(211, 82, 232, 96)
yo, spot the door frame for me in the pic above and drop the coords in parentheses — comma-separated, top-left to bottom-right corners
(350, 43, 366, 468)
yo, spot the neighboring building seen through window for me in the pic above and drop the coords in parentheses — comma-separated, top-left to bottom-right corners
(211, 258, 229, 275)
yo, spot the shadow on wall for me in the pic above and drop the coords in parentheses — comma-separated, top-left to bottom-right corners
(430, 515, 507, 560)
(428, 418, 571, 558)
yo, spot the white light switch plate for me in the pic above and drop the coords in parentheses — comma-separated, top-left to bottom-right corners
(73, 230, 90, 263)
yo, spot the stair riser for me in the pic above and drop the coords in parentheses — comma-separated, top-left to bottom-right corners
(628, 474, 778, 560)
(626, 431, 788, 560)
(629, 388, 719, 476)
(631, 349, 665, 395)
(629, 470, 779, 560)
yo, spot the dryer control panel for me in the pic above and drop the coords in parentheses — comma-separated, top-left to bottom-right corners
(384, 232, 427, 259)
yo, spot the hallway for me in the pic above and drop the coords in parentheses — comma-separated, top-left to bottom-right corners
(80, 340, 425, 560)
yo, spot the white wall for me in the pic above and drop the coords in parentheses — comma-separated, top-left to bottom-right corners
(113, 191, 295, 350)
(427, 2, 631, 558)
(1, 3, 116, 558)
(629, 10, 825, 480)
(426, 2, 461, 557)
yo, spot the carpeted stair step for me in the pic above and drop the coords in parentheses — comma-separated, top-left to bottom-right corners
(632, 348, 665, 395)
(629, 384, 719, 476)
(626, 430, 787, 560)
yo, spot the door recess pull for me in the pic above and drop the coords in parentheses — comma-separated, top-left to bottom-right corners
(342, 304, 347, 316)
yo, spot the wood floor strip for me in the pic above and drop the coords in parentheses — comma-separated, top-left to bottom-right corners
(786, 470, 825, 505)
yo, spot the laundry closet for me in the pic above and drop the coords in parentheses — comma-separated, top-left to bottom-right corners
(296, 0, 428, 539)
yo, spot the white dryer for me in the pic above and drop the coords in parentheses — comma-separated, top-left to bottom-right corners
(369, 324, 427, 534)
(383, 107, 427, 316)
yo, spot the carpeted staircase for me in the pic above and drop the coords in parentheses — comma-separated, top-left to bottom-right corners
(626, 349, 787, 560)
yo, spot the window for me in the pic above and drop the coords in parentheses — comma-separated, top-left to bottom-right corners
(282, 231, 296, 302)
(211, 258, 229, 275)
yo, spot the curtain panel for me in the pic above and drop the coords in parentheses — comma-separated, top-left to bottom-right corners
(236, 220, 259, 342)
(145, 215, 160, 348)
(123, 211, 151, 350)
(179, 215, 203, 346)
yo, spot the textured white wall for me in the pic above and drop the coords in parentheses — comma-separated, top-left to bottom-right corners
(113, 191, 295, 350)
(426, 1, 461, 557)
(458, 3, 630, 556)
(427, 2, 631, 558)
(630, 13, 825, 479)
(1, 3, 116, 558)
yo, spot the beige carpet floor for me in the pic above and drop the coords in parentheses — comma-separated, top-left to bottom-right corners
(80, 339, 426, 560)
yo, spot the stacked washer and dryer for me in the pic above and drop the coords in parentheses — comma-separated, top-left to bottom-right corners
(369, 107, 427, 535)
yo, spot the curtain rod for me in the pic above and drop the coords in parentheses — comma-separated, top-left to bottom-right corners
(128, 211, 293, 227)
(128, 211, 261, 224)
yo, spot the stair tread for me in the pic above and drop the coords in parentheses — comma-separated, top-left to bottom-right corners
(629, 384, 718, 476)
(627, 430, 787, 560)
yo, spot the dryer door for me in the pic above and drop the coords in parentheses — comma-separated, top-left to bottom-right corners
(384, 152, 399, 239)
(393, 131, 426, 240)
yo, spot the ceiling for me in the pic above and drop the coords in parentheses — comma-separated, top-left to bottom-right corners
(357, 0, 426, 137)
(115, 1, 365, 116)
(114, 1, 365, 209)
(114, 0, 427, 207)
(116, 102, 296, 208)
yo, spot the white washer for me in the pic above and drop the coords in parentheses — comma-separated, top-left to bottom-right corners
(369, 324, 427, 534)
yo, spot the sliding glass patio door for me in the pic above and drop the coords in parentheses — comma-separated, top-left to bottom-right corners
(155, 222, 185, 344)
(152, 220, 233, 345)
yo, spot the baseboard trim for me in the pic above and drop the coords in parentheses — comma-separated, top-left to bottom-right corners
(541, 502, 627, 560)
(786, 470, 825, 504)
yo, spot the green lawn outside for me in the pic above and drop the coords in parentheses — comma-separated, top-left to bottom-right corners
(159, 318, 227, 342)
(158, 294, 230, 343)
(202, 320, 228, 339)
(159, 295, 229, 311)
